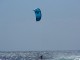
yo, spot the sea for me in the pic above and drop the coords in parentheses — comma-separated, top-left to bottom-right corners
(0, 50, 80, 60)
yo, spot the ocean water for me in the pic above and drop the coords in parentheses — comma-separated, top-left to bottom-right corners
(0, 50, 80, 60)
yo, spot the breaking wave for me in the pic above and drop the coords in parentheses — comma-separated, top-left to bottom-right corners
(0, 50, 80, 60)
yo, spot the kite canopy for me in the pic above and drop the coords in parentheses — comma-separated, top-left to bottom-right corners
(33, 8, 42, 21)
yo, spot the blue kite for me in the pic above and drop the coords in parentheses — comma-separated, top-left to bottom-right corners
(33, 8, 42, 21)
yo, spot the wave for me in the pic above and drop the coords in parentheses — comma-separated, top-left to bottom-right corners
(0, 50, 80, 60)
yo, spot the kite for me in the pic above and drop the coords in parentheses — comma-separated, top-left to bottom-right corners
(33, 8, 42, 21)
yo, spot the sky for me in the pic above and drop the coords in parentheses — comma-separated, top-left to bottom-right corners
(0, 0, 80, 51)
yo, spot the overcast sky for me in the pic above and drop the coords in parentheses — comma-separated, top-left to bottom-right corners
(0, 0, 80, 51)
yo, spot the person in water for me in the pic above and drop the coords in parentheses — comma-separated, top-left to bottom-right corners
(40, 55, 43, 59)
